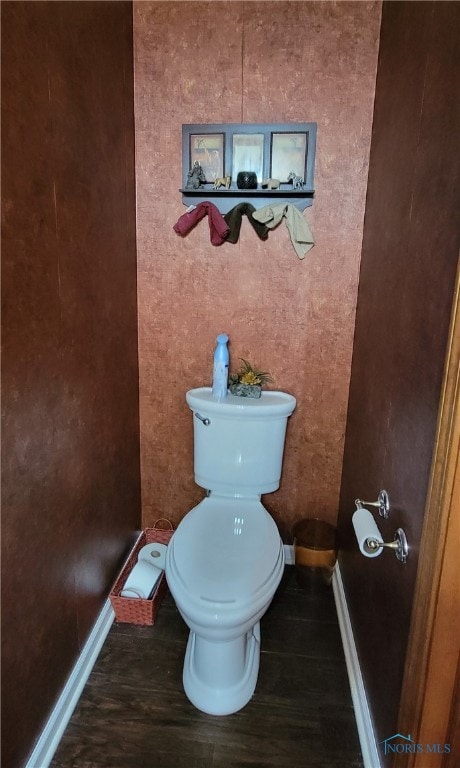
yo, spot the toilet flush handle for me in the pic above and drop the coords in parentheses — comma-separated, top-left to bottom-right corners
(195, 412, 211, 426)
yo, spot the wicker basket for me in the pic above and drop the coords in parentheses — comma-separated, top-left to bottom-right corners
(110, 519, 174, 626)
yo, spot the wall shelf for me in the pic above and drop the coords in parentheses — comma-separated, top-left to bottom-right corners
(181, 122, 316, 213)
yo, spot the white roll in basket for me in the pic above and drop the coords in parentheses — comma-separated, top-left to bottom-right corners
(120, 560, 163, 599)
(137, 542, 168, 570)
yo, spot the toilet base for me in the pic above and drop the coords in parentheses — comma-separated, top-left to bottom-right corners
(183, 622, 261, 716)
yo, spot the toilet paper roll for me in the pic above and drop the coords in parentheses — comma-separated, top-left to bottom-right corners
(352, 507, 383, 558)
(120, 560, 163, 599)
(137, 542, 168, 570)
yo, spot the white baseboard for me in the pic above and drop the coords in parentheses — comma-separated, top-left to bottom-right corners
(286, 545, 380, 766)
(25, 599, 115, 768)
(332, 563, 381, 768)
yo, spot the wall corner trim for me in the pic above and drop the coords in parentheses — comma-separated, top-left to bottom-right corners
(333, 564, 381, 768)
(25, 600, 115, 768)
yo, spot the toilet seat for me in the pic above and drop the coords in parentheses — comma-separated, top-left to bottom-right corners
(165, 494, 285, 714)
(169, 496, 282, 606)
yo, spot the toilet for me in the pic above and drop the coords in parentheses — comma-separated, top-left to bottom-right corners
(165, 386, 296, 716)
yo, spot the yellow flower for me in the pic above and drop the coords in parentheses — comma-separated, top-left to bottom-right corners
(240, 371, 262, 386)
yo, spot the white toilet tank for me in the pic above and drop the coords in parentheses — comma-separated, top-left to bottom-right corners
(186, 387, 296, 495)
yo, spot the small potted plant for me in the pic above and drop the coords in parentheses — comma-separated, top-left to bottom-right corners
(229, 359, 273, 399)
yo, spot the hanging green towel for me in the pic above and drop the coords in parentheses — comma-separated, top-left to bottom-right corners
(224, 203, 269, 244)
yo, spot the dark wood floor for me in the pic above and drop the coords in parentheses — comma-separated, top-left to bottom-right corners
(51, 567, 363, 768)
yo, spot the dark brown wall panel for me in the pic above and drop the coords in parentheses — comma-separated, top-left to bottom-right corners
(1, 3, 140, 767)
(338, 1, 460, 763)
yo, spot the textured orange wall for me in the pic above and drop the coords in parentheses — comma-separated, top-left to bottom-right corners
(134, 1, 381, 539)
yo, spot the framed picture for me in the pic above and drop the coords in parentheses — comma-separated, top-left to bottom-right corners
(270, 132, 308, 183)
(232, 133, 264, 182)
(189, 133, 224, 183)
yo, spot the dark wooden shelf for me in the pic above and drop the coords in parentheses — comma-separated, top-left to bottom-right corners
(180, 187, 315, 197)
(180, 187, 315, 213)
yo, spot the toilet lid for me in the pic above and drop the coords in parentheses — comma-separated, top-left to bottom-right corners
(171, 497, 282, 604)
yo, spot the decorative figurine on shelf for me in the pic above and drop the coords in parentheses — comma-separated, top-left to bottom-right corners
(186, 161, 207, 190)
(213, 175, 232, 190)
(287, 170, 305, 190)
(261, 178, 281, 190)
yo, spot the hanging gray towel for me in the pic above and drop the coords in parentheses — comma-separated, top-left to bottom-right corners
(252, 203, 314, 259)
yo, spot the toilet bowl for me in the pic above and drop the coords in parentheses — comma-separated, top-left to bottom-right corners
(166, 495, 285, 715)
(165, 387, 296, 715)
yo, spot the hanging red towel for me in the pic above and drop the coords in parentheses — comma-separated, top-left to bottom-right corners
(173, 201, 230, 246)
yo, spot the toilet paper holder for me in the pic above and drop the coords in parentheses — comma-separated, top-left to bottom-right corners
(354, 493, 408, 563)
(365, 528, 409, 564)
(355, 489, 390, 518)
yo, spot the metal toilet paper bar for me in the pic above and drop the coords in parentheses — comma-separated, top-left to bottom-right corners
(354, 493, 409, 564)
(365, 528, 409, 564)
(354, 489, 390, 518)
